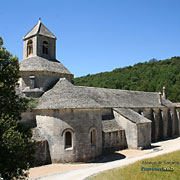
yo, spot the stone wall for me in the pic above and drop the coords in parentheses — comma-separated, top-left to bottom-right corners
(23, 35, 56, 60)
(143, 108, 155, 141)
(34, 108, 102, 163)
(23, 36, 37, 59)
(137, 123, 151, 148)
(113, 110, 138, 148)
(33, 140, 51, 166)
(20, 71, 72, 93)
(161, 109, 168, 139)
(143, 108, 179, 142)
(37, 35, 56, 60)
(21, 106, 180, 164)
(102, 130, 127, 153)
(172, 108, 179, 136)
(102, 109, 114, 120)
(21, 110, 36, 128)
(113, 109, 151, 149)
(32, 128, 52, 166)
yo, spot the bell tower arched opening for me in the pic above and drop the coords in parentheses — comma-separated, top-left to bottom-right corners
(27, 40, 33, 57)
(43, 41, 48, 55)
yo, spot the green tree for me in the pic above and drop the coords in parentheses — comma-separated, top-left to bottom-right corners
(0, 37, 35, 180)
(74, 56, 180, 102)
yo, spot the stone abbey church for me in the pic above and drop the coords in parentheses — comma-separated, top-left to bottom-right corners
(19, 20, 180, 165)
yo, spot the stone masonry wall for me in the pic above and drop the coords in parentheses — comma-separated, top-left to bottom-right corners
(23, 36, 37, 59)
(37, 35, 56, 60)
(137, 123, 151, 148)
(35, 108, 102, 163)
(102, 130, 127, 153)
(20, 71, 72, 92)
(113, 110, 138, 148)
(21, 110, 36, 128)
(142, 108, 179, 142)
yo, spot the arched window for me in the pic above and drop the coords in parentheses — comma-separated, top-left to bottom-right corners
(65, 131, 72, 149)
(90, 129, 96, 146)
(43, 41, 48, 54)
(27, 40, 33, 57)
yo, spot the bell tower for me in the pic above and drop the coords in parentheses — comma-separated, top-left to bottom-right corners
(23, 19, 56, 60)
(19, 19, 73, 98)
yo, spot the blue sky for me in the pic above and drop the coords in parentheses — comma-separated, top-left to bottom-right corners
(1, 0, 180, 77)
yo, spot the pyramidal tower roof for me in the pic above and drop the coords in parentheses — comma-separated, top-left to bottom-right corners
(20, 19, 73, 76)
(23, 19, 56, 40)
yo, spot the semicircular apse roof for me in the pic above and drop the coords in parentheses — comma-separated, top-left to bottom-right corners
(20, 56, 73, 75)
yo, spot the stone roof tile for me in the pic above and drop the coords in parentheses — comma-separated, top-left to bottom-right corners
(36, 78, 174, 109)
(113, 108, 151, 124)
(102, 119, 123, 132)
(20, 56, 73, 75)
(23, 20, 56, 40)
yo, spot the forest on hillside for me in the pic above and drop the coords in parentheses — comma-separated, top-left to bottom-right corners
(74, 57, 180, 102)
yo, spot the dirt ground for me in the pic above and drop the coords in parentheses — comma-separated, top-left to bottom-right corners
(29, 148, 153, 179)
(29, 163, 95, 179)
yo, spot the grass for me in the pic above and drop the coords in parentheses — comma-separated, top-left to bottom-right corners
(90, 150, 180, 180)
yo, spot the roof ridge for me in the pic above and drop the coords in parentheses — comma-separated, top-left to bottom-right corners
(75, 85, 159, 94)
(23, 20, 56, 40)
(23, 20, 40, 40)
(37, 19, 41, 34)
(113, 108, 151, 124)
(40, 23, 56, 39)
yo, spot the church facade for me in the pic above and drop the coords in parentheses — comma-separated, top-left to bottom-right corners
(19, 20, 180, 165)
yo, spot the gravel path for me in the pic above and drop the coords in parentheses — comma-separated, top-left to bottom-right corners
(30, 137, 180, 180)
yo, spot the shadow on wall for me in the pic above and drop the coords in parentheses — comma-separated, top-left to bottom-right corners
(33, 140, 52, 167)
